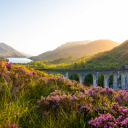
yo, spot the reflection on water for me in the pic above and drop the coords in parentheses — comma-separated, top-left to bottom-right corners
(7, 57, 32, 63)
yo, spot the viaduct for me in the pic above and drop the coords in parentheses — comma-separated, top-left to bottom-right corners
(38, 69, 128, 89)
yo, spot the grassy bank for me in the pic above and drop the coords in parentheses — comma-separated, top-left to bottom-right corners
(0, 60, 128, 127)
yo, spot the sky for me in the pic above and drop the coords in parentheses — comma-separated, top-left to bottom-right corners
(0, 0, 128, 56)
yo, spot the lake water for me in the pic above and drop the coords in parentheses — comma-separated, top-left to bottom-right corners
(7, 57, 33, 63)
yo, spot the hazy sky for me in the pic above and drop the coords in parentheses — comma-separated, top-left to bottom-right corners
(0, 0, 128, 56)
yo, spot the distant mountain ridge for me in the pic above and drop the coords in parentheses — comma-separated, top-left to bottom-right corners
(73, 39, 128, 69)
(55, 40, 91, 51)
(31, 39, 119, 60)
(0, 43, 24, 57)
(90, 40, 128, 62)
(20, 52, 32, 58)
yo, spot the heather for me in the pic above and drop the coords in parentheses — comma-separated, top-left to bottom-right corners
(0, 60, 128, 127)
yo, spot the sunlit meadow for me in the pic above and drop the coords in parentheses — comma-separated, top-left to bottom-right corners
(0, 60, 128, 128)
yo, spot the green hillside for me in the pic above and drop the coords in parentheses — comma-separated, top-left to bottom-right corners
(107, 40, 128, 62)
(31, 39, 119, 61)
(71, 40, 128, 69)
(27, 40, 128, 70)
(46, 56, 79, 64)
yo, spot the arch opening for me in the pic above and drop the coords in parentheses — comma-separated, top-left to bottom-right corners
(98, 74, 104, 87)
(84, 74, 93, 86)
(109, 74, 113, 88)
(69, 73, 82, 84)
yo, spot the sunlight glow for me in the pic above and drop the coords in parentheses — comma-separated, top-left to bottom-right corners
(0, 0, 128, 55)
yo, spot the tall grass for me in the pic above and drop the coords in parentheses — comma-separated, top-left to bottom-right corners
(0, 61, 128, 127)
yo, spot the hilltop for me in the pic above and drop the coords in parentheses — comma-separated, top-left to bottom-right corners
(31, 39, 119, 61)
(93, 40, 128, 62)
(107, 40, 128, 61)
(55, 40, 91, 51)
(0, 43, 32, 58)
(0, 43, 24, 57)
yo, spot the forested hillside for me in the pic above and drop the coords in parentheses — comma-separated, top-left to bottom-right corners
(27, 40, 128, 70)
(70, 40, 128, 69)
(27, 55, 122, 70)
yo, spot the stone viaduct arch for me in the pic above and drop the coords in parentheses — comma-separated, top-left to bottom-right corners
(38, 69, 128, 89)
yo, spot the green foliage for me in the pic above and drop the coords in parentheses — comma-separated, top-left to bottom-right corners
(109, 74, 114, 88)
(27, 54, 122, 70)
(1, 61, 128, 128)
(98, 74, 104, 87)
(69, 73, 79, 82)
(48, 56, 78, 64)
(28, 40, 128, 70)
(84, 74, 93, 86)
(0, 57, 6, 61)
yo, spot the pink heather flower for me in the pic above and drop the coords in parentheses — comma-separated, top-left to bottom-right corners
(34, 106, 40, 108)
(120, 118, 128, 127)
(44, 102, 50, 104)
(37, 100, 41, 104)
(88, 114, 117, 127)
(52, 105, 56, 109)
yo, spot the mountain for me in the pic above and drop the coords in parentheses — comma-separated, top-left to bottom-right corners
(93, 40, 128, 62)
(55, 40, 91, 51)
(0, 43, 24, 57)
(31, 39, 119, 61)
(20, 52, 32, 58)
(75, 40, 128, 69)
(106, 40, 128, 61)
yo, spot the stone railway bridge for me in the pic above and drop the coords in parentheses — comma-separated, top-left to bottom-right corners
(37, 68, 128, 89)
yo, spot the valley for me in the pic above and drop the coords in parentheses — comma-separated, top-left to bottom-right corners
(1, 39, 128, 127)
(1, 0, 128, 127)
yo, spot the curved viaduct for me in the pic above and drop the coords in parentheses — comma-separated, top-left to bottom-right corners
(38, 69, 128, 89)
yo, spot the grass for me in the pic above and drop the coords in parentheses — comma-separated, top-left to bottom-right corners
(0, 61, 128, 127)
